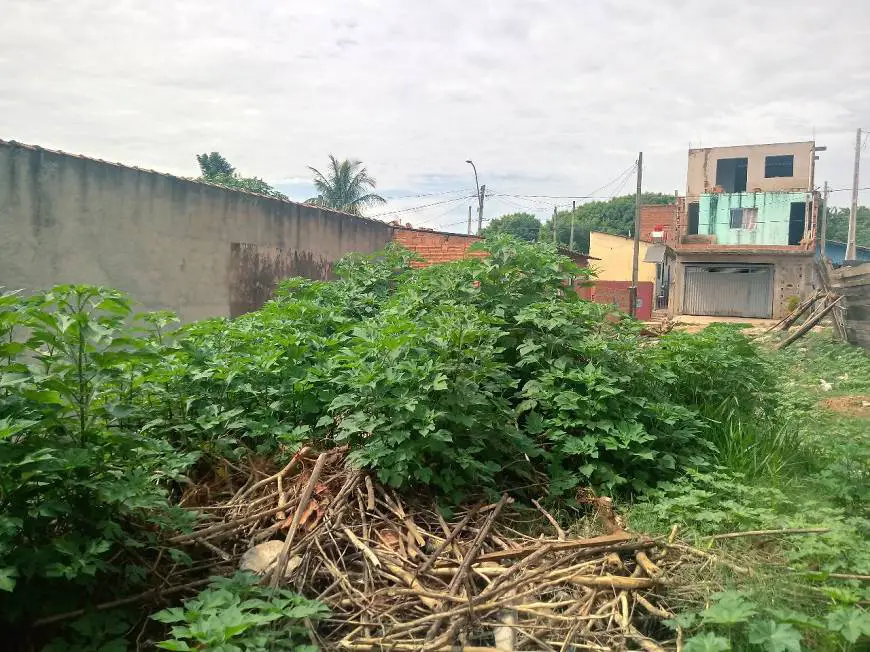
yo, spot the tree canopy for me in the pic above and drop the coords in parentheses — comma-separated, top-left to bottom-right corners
(196, 152, 235, 178)
(825, 205, 870, 247)
(307, 156, 386, 216)
(534, 193, 675, 253)
(482, 212, 542, 241)
(195, 152, 288, 200)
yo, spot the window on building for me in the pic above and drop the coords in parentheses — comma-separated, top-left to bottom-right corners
(715, 157, 748, 192)
(687, 202, 700, 235)
(765, 154, 794, 178)
(730, 208, 743, 229)
(789, 202, 805, 245)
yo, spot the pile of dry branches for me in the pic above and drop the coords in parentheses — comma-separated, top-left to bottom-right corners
(174, 448, 691, 651)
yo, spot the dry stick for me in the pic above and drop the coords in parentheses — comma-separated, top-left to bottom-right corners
(665, 542, 751, 575)
(269, 451, 328, 588)
(415, 503, 482, 576)
(531, 499, 567, 541)
(425, 494, 510, 644)
(636, 593, 673, 619)
(170, 502, 291, 544)
(232, 446, 311, 505)
(33, 578, 212, 626)
(778, 295, 843, 349)
(711, 527, 831, 540)
(635, 550, 661, 577)
(471, 532, 633, 564)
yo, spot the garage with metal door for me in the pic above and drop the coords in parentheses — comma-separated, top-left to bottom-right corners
(682, 264, 773, 318)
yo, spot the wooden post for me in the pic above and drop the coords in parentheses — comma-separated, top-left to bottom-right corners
(570, 200, 576, 250)
(847, 129, 861, 261)
(820, 181, 829, 258)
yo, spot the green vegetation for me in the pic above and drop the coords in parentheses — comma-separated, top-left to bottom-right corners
(481, 211, 542, 241)
(1, 237, 868, 649)
(306, 155, 385, 215)
(631, 332, 870, 650)
(151, 572, 328, 651)
(540, 192, 675, 252)
(196, 151, 288, 200)
(826, 205, 870, 247)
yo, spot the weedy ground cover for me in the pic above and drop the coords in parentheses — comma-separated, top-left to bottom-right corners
(630, 332, 870, 650)
(1, 237, 867, 649)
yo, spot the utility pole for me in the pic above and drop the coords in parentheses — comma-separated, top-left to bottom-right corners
(553, 206, 557, 243)
(570, 200, 576, 250)
(847, 128, 861, 261)
(629, 152, 643, 318)
(820, 181, 829, 258)
(467, 205, 472, 236)
(477, 184, 486, 234)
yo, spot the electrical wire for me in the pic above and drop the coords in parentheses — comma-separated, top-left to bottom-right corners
(370, 194, 476, 218)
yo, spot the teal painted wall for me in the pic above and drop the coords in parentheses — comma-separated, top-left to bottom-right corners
(698, 192, 807, 245)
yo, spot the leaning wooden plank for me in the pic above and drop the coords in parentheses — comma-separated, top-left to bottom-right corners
(773, 289, 822, 332)
(778, 296, 843, 349)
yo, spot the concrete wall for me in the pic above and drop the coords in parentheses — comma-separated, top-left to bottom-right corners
(670, 252, 813, 320)
(698, 191, 808, 246)
(687, 142, 814, 198)
(588, 231, 656, 283)
(0, 140, 394, 321)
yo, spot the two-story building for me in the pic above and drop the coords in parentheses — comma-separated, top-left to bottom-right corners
(667, 141, 821, 319)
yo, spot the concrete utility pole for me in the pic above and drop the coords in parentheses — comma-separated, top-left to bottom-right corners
(553, 206, 557, 243)
(820, 181, 829, 258)
(478, 184, 486, 234)
(847, 128, 861, 261)
(466, 160, 484, 235)
(629, 153, 643, 318)
(467, 205, 472, 236)
(570, 200, 576, 250)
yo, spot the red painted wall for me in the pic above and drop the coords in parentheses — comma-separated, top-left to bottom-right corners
(578, 280, 654, 320)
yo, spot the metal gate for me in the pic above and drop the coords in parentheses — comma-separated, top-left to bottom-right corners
(682, 264, 773, 318)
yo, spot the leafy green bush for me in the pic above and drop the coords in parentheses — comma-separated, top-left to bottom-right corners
(151, 572, 327, 651)
(0, 286, 195, 623)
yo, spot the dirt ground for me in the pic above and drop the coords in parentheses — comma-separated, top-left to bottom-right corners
(819, 395, 870, 417)
(644, 315, 779, 335)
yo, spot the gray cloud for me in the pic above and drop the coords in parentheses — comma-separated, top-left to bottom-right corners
(1, 0, 868, 231)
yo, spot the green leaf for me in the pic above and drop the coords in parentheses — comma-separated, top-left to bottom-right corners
(826, 608, 870, 644)
(21, 389, 65, 405)
(156, 641, 191, 651)
(683, 632, 731, 652)
(0, 567, 17, 592)
(701, 591, 757, 625)
(747, 620, 802, 652)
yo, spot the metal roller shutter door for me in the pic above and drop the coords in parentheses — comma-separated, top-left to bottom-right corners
(683, 264, 773, 318)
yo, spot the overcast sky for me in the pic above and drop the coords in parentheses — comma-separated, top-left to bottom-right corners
(2, 0, 869, 232)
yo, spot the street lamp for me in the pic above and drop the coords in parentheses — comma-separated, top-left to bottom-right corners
(466, 160, 484, 234)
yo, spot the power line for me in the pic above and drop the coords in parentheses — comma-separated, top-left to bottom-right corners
(371, 194, 476, 218)
(381, 188, 472, 200)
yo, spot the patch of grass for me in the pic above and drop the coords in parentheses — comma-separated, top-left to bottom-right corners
(628, 330, 870, 649)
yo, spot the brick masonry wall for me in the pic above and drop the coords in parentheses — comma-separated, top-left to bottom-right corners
(392, 228, 485, 266)
(583, 280, 654, 320)
(639, 204, 678, 245)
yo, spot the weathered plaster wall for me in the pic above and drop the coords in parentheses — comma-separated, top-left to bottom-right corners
(669, 252, 813, 320)
(0, 140, 393, 321)
(588, 231, 656, 283)
(698, 191, 807, 245)
(686, 142, 814, 198)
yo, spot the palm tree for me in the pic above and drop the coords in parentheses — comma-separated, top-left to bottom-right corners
(307, 156, 386, 216)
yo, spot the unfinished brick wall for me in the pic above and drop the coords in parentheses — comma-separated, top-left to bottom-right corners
(392, 228, 485, 267)
(582, 280, 654, 320)
(639, 204, 678, 245)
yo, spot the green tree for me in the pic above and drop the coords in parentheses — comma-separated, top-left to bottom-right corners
(482, 212, 542, 241)
(307, 155, 386, 216)
(195, 152, 288, 200)
(825, 205, 870, 247)
(196, 152, 236, 178)
(540, 193, 675, 253)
